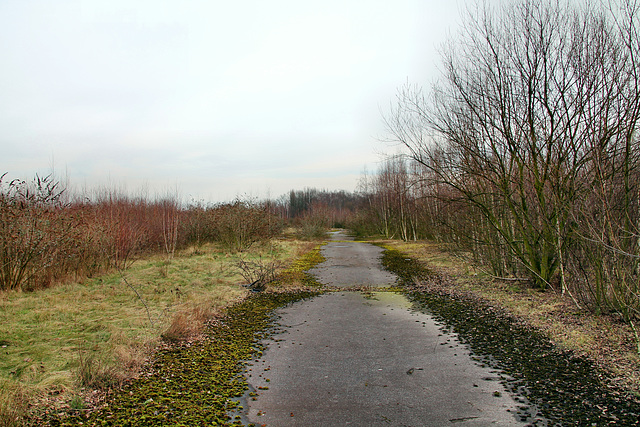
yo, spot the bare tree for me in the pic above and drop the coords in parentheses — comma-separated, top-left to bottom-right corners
(386, 0, 640, 298)
(160, 194, 181, 261)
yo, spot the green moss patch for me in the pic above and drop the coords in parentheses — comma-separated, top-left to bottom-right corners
(378, 244, 433, 285)
(270, 244, 325, 289)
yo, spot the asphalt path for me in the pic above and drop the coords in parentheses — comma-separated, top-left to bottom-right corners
(306, 230, 397, 288)
(242, 231, 526, 426)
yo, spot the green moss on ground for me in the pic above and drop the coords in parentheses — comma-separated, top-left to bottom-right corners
(378, 244, 433, 284)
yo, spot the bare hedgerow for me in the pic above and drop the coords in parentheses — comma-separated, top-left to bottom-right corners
(0, 174, 82, 291)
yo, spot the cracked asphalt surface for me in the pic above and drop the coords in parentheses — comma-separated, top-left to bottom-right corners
(243, 231, 526, 426)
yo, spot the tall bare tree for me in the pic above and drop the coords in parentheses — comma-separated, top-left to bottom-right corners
(386, 0, 640, 295)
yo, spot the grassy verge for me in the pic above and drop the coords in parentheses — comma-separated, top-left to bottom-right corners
(0, 238, 313, 426)
(51, 290, 322, 426)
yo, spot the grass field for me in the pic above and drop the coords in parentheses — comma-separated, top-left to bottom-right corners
(0, 238, 317, 425)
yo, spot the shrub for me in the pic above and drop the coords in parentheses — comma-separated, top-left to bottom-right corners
(211, 200, 282, 252)
(0, 174, 81, 291)
(235, 256, 283, 291)
(295, 204, 332, 240)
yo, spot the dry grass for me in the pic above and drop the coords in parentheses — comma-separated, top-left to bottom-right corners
(0, 381, 28, 427)
(386, 239, 640, 396)
(161, 302, 219, 343)
(0, 238, 309, 425)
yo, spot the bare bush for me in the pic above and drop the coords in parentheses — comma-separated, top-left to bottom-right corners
(295, 202, 333, 240)
(211, 200, 282, 252)
(0, 174, 82, 290)
(235, 256, 283, 291)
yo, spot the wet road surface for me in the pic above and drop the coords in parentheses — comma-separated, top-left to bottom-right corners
(242, 231, 525, 426)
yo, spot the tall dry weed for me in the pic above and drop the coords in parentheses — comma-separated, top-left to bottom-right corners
(76, 352, 120, 390)
(161, 304, 219, 343)
(0, 380, 29, 427)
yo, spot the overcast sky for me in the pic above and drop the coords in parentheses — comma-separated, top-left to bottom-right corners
(0, 0, 461, 202)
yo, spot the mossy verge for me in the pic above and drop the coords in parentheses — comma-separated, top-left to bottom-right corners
(377, 244, 433, 285)
(48, 290, 321, 427)
(380, 245, 640, 425)
(271, 244, 325, 289)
